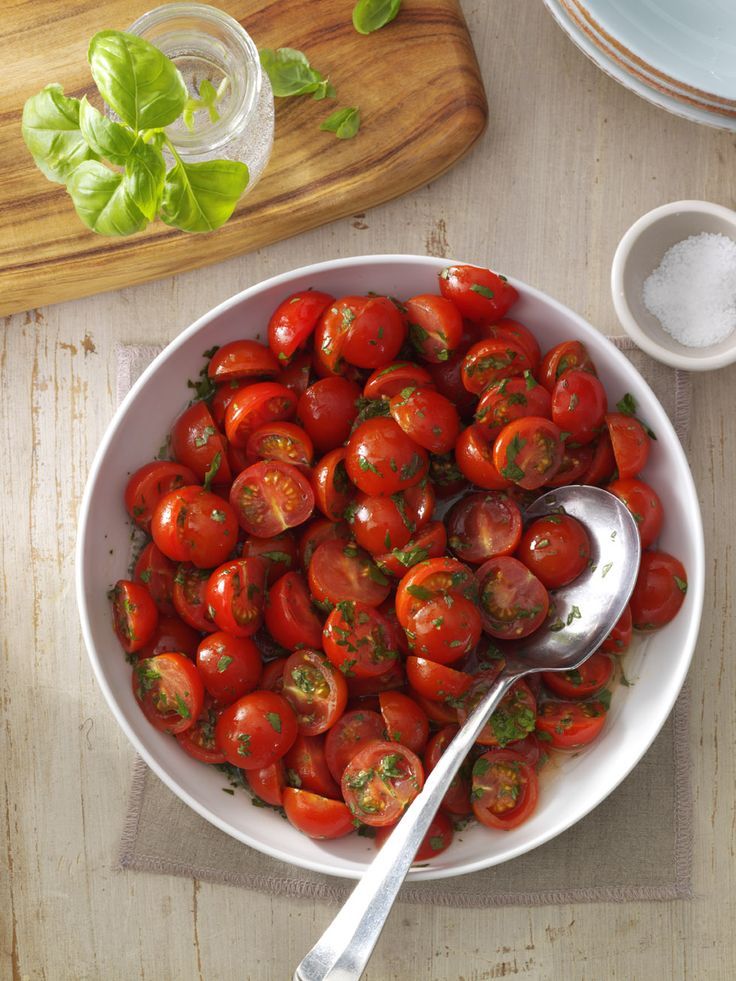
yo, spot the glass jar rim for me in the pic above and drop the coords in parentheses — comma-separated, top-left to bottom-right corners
(127, 2, 262, 154)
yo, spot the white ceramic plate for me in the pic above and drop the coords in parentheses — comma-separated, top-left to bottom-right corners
(544, 0, 736, 131)
(76, 254, 704, 880)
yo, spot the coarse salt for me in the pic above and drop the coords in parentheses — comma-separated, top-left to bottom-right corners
(642, 232, 736, 347)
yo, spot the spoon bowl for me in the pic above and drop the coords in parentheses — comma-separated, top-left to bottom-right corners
(294, 486, 641, 981)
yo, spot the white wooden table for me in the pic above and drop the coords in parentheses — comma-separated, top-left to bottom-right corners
(3, 3, 735, 978)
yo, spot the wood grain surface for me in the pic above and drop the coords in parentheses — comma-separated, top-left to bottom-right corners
(0, 0, 486, 316)
(3, 1, 736, 979)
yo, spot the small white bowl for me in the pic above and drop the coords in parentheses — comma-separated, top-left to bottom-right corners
(612, 200, 736, 371)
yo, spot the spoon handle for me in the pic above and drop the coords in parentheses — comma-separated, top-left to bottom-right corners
(293, 671, 517, 981)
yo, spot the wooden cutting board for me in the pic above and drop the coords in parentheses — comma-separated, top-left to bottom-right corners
(0, 0, 486, 316)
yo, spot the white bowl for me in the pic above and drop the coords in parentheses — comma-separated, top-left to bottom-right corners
(76, 254, 704, 880)
(611, 200, 736, 371)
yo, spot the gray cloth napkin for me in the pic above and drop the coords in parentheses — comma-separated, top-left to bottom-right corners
(116, 336, 693, 906)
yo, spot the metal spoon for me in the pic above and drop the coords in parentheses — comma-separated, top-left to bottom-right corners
(293, 485, 640, 981)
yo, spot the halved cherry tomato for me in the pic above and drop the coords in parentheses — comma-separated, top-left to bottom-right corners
(284, 733, 341, 800)
(135, 614, 201, 661)
(446, 492, 522, 564)
(395, 556, 477, 628)
(457, 677, 536, 747)
(132, 652, 204, 734)
(539, 340, 596, 391)
(230, 461, 315, 538)
(389, 387, 460, 455)
(312, 297, 366, 377)
(297, 377, 361, 453)
(607, 477, 663, 549)
(551, 370, 607, 445)
(543, 443, 594, 488)
(405, 293, 463, 363)
(215, 690, 298, 769)
(341, 739, 424, 827)
(439, 264, 519, 322)
(281, 648, 348, 736)
(207, 339, 279, 382)
(424, 725, 472, 815)
(341, 296, 407, 369)
(171, 401, 232, 486)
(375, 809, 454, 860)
(461, 337, 532, 394)
(196, 631, 263, 705)
(264, 572, 324, 651)
(240, 531, 297, 585)
(516, 513, 590, 589)
(347, 481, 432, 555)
(536, 699, 607, 749)
(172, 564, 215, 633)
(379, 690, 429, 754)
(407, 594, 482, 665)
(134, 542, 178, 617)
(493, 417, 564, 490)
(629, 550, 687, 630)
(312, 448, 354, 522)
(323, 601, 400, 679)
(110, 580, 159, 654)
(225, 382, 297, 449)
(471, 749, 539, 829)
(475, 556, 549, 639)
(374, 520, 447, 578)
(308, 539, 391, 608)
(479, 319, 541, 374)
(605, 412, 651, 479)
(246, 421, 314, 468)
(282, 788, 355, 839)
(406, 657, 473, 704)
(261, 657, 288, 694)
(205, 557, 266, 638)
(580, 433, 616, 486)
(601, 604, 633, 654)
(151, 485, 238, 569)
(175, 697, 226, 764)
(324, 708, 385, 783)
(455, 424, 512, 490)
(245, 760, 286, 806)
(125, 460, 198, 533)
(298, 517, 351, 570)
(279, 351, 313, 397)
(345, 417, 428, 497)
(426, 347, 478, 420)
(268, 290, 334, 363)
(363, 361, 434, 399)
(542, 652, 613, 699)
(475, 373, 551, 437)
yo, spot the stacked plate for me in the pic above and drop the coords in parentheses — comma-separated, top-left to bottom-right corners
(544, 0, 736, 131)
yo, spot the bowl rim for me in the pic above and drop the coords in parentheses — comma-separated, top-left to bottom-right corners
(76, 252, 705, 879)
(611, 199, 736, 370)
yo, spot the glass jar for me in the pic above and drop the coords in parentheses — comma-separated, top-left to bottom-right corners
(128, 3, 274, 192)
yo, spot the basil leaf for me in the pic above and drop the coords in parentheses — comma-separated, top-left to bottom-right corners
(320, 107, 361, 140)
(352, 0, 402, 34)
(125, 140, 166, 220)
(259, 47, 332, 99)
(21, 84, 98, 183)
(160, 158, 249, 232)
(66, 160, 148, 236)
(78, 96, 136, 166)
(88, 30, 188, 130)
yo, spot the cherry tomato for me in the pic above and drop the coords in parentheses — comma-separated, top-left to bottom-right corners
(457, 677, 537, 747)
(405, 293, 463, 363)
(389, 386, 460, 455)
(379, 690, 430, 754)
(172, 564, 215, 633)
(205, 557, 266, 638)
(407, 594, 482, 665)
(261, 657, 288, 694)
(461, 337, 532, 394)
(125, 460, 198, 533)
(345, 418, 428, 497)
(110, 580, 159, 654)
(374, 520, 447, 578)
(475, 556, 549, 639)
(550, 369, 607, 446)
(348, 481, 432, 555)
(406, 657, 473, 704)
(423, 725, 472, 815)
(246, 421, 314, 468)
(607, 477, 663, 549)
(175, 698, 226, 764)
(446, 492, 523, 564)
(151, 485, 238, 569)
(282, 788, 355, 839)
(544, 443, 594, 488)
(283, 733, 341, 800)
(455, 424, 513, 490)
(539, 340, 596, 391)
(245, 760, 286, 806)
(308, 539, 391, 608)
(601, 604, 633, 654)
(264, 572, 324, 651)
(536, 699, 607, 750)
(135, 614, 201, 661)
(134, 542, 178, 617)
(516, 513, 591, 589)
(605, 412, 651, 479)
(298, 517, 351, 570)
(471, 749, 539, 829)
(132, 652, 204, 734)
(395, 556, 477, 629)
(375, 809, 454, 860)
(312, 448, 354, 522)
(629, 550, 687, 630)
(281, 649, 348, 736)
(279, 351, 313, 397)
(240, 531, 297, 585)
(438, 264, 519, 322)
(196, 631, 263, 705)
(215, 690, 298, 769)
(324, 708, 385, 783)
(493, 417, 564, 490)
(323, 601, 400, 679)
(225, 382, 297, 449)
(341, 296, 407, 369)
(268, 290, 334, 363)
(363, 361, 434, 399)
(581, 433, 616, 486)
(341, 739, 424, 827)
(207, 339, 279, 382)
(171, 401, 232, 486)
(479, 319, 541, 374)
(297, 377, 361, 453)
(230, 461, 315, 538)
(312, 297, 366, 377)
(475, 373, 551, 437)
(542, 652, 613, 699)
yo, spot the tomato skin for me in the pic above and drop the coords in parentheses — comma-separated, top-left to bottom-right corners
(395, 556, 477, 628)
(455, 425, 513, 490)
(172, 564, 216, 633)
(539, 340, 596, 391)
(196, 631, 263, 706)
(461, 337, 531, 394)
(298, 517, 351, 570)
(581, 433, 616, 486)
(282, 788, 355, 839)
(471, 749, 539, 830)
(543, 443, 594, 488)
(364, 361, 435, 399)
(607, 477, 663, 549)
(493, 417, 565, 490)
(342, 296, 407, 369)
(308, 539, 391, 608)
(515, 514, 591, 589)
(312, 448, 354, 522)
(423, 725, 472, 814)
(475, 556, 549, 639)
(135, 614, 201, 661)
(110, 580, 159, 654)
(134, 542, 178, 617)
(348, 489, 425, 555)
(551, 370, 608, 446)
(264, 572, 324, 651)
(389, 387, 460, 455)
(375, 809, 454, 860)
(438, 264, 519, 322)
(601, 604, 633, 654)
(297, 377, 361, 453)
(475, 374, 551, 437)
(225, 382, 298, 449)
(260, 657, 288, 693)
(605, 412, 651, 479)
(268, 290, 334, 363)
(323, 601, 400, 679)
(379, 690, 430, 754)
(281, 649, 349, 736)
(406, 657, 472, 704)
(230, 461, 315, 538)
(132, 652, 205, 735)
(375, 520, 447, 578)
(536, 699, 607, 749)
(345, 418, 429, 497)
(446, 492, 523, 565)
(324, 708, 385, 782)
(405, 293, 464, 363)
(479, 319, 542, 374)
(215, 690, 298, 769)
(151, 486, 239, 569)
(240, 531, 297, 586)
(171, 401, 232, 486)
(125, 461, 199, 533)
(245, 760, 286, 806)
(407, 594, 482, 665)
(279, 352, 313, 397)
(208, 339, 280, 382)
(175, 698, 227, 764)
(629, 550, 687, 630)
(542, 652, 614, 699)
(284, 733, 341, 800)
(341, 739, 425, 827)
(205, 557, 266, 638)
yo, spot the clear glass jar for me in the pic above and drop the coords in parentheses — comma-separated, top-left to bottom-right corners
(128, 3, 274, 191)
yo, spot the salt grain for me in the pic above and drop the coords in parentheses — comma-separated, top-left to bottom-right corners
(642, 232, 736, 347)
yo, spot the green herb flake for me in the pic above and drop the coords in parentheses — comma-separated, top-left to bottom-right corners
(265, 712, 282, 733)
(470, 283, 494, 299)
(674, 575, 688, 594)
(217, 655, 233, 673)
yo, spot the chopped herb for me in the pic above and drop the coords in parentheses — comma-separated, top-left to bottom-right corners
(601, 562, 613, 578)
(265, 712, 282, 733)
(217, 655, 233, 673)
(406, 584, 433, 600)
(470, 283, 494, 299)
(211, 509, 226, 523)
(674, 575, 687, 593)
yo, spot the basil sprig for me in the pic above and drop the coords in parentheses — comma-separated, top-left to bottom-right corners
(352, 0, 402, 34)
(22, 30, 249, 236)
